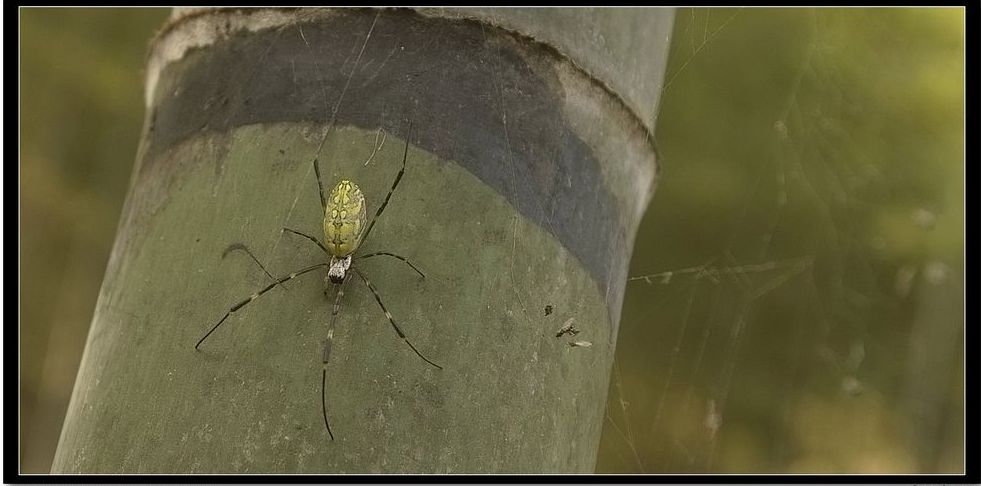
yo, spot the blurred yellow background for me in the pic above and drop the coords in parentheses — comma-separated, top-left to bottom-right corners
(19, 7, 964, 474)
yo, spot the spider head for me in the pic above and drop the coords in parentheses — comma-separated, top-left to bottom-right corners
(327, 255, 352, 284)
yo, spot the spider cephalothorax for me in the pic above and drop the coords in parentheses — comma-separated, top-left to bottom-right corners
(326, 255, 352, 285)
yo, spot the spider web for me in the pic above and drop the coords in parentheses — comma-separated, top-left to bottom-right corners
(597, 8, 964, 473)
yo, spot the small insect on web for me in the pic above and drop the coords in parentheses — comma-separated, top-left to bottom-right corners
(195, 120, 442, 441)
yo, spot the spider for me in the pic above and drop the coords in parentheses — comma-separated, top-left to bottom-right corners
(194, 122, 442, 440)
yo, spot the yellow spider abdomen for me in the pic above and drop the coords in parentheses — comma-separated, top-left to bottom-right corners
(324, 180, 367, 257)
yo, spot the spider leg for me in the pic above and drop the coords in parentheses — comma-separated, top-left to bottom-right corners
(195, 263, 327, 350)
(283, 227, 329, 255)
(350, 267, 441, 369)
(313, 156, 327, 213)
(222, 243, 290, 290)
(320, 278, 346, 441)
(359, 119, 412, 247)
(322, 278, 346, 365)
(358, 251, 426, 279)
(321, 369, 334, 441)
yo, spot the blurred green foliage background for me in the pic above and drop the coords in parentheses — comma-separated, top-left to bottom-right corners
(20, 8, 963, 474)
(20, 8, 171, 473)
